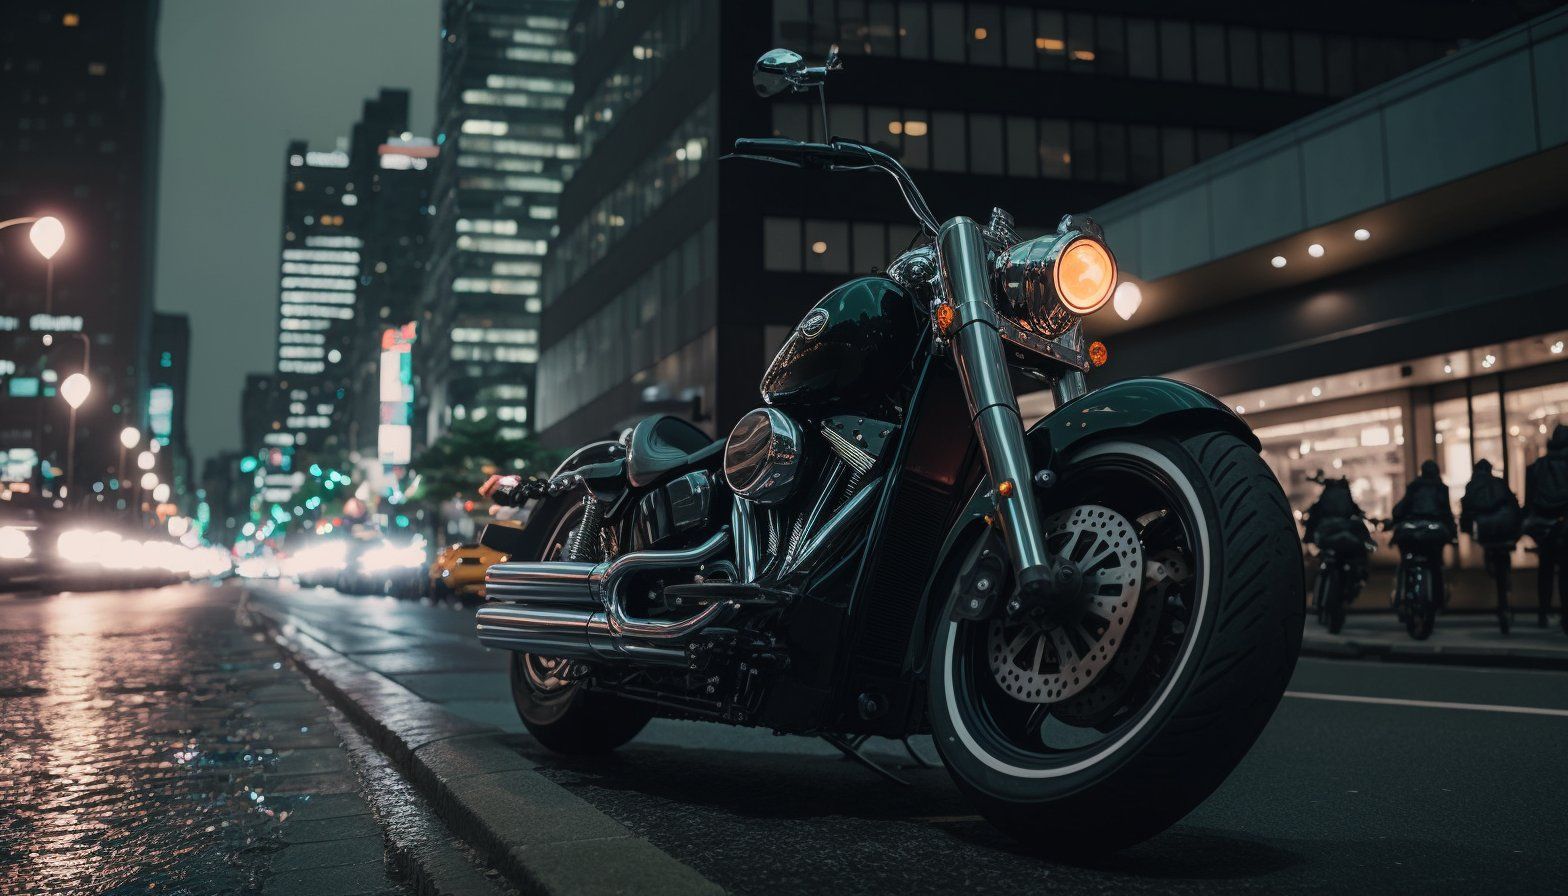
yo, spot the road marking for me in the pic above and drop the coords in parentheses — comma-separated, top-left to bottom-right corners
(1285, 690, 1568, 718)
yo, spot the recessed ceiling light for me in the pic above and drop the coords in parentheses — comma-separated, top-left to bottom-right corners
(1310, 386, 1323, 397)
(1552, 340, 1564, 354)
(1482, 353, 1497, 368)
(1270, 255, 1287, 268)
(1443, 362, 1453, 374)
(1354, 228, 1371, 241)
(1307, 243, 1325, 258)
(1234, 405, 1245, 414)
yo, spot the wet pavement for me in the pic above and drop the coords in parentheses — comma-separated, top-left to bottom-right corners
(0, 582, 408, 896)
(252, 581, 1568, 896)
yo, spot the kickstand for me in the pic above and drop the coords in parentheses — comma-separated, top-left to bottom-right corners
(900, 736, 936, 769)
(822, 734, 910, 786)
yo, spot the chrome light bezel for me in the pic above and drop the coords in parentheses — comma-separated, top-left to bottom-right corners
(995, 216, 1116, 336)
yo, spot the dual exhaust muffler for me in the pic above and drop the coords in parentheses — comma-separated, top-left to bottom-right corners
(475, 529, 733, 666)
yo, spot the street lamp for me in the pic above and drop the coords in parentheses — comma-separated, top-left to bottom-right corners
(137, 450, 155, 471)
(120, 427, 140, 450)
(152, 483, 171, 504)
(140, 471, 159, 490)
(0, 214, 66, 311)
(60, 372, 91, 504)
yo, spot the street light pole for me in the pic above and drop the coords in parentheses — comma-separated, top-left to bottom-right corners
(3, 215, 67, 489)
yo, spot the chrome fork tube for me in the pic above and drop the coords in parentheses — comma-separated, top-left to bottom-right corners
(936, 216, 1054, 589)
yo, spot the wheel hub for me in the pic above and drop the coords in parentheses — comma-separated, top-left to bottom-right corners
(986, 504, 1143, 703)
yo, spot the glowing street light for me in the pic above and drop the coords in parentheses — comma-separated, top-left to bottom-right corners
(137, 450, 155, 471)
(152, 483, 171, 503)
(140, 472, 159, 490)
(120, 427, 140, 450)
(58, 372, 90, 505)
(29, 216, 65, 260)
(60, 373, 90, 409)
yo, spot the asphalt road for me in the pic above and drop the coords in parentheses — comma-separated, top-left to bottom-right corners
(247, 581, 1568, 896)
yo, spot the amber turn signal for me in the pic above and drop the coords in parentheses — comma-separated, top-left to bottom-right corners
(934, 302, 955, 334)
(1054, 239, 1116, 315)
(997, 480, 1015, 498)
(1088, 340, 1109, 367)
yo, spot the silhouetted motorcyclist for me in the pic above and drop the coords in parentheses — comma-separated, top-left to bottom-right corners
(1460, 458, 1521, 633)
(1391, 460, 1455, 608)
(1303, 472, 1364, 546)
(1524, 423, 1568, 632)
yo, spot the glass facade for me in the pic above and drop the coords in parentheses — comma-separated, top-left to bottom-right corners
(1222, 331, 1568, 574)
(774, 1, 1455, 97)
(425, 0, 577, 436)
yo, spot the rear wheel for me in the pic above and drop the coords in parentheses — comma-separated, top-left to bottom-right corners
(507, 497, 652, 754)
(1324, 564, 1346, 634)
(1404, 566, 1435, 640)
(928, 432, 1302, 853)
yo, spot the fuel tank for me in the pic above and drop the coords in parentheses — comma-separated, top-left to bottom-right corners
(761, 276, 920, 410)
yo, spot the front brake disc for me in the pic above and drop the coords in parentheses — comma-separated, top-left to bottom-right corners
(986, 504, 1143, 703)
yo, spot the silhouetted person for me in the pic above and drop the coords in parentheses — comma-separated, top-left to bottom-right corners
(1392, 460, 1455, 608)
(1303, 471, 1364, 546)
(1524, 424, 1568, 631)
(1460, 459, 1521, 633)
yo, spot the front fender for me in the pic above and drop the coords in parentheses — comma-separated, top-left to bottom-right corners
(927, 377, 1258, 603)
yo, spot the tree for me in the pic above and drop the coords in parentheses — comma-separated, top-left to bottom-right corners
(410, 416, 562, 505)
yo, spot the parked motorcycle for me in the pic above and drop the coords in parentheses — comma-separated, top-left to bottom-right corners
(474, 47, 1303, 851)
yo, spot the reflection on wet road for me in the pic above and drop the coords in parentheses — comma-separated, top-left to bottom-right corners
(0, 582, 401, 895)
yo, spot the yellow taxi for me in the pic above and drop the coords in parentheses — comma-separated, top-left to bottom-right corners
(428, 542, 507, 599)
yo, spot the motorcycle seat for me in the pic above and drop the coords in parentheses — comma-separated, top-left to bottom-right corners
(626, 414, 722, 487)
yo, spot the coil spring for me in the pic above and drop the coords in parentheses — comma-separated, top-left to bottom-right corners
(564, 496, 602, 562)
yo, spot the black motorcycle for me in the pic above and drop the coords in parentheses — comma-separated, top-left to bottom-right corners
(475, 47, 1303, 851)
(1387, 519, 1450, 640)
(1306, 480, 1374, 636)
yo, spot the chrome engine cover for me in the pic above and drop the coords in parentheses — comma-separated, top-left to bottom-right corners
(723, 408, 803, 504)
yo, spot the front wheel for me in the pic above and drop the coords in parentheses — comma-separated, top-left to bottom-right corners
(928, 431, 1303, 852)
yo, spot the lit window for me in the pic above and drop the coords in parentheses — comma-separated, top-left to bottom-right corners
(62, 12, 80, 26)
(87, 62, 107, 76)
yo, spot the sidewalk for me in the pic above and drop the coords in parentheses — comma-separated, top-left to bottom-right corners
(1302, 612, 1568, 670)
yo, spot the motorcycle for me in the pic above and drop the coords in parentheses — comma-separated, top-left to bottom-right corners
(1304, 472, 1374, 635)
(1385, 518, 1451, 640)
(474, 46, 1303, 852)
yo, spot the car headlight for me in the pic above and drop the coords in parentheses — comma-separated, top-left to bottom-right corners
(0, 526, 32, 560)
(996, 221, 1117, 335)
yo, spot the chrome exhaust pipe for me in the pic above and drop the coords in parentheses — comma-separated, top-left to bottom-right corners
(476, 528, 733, 663)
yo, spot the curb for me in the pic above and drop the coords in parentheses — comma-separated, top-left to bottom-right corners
(1301, 638, 1568, 671)
(247, 597, 724, 896)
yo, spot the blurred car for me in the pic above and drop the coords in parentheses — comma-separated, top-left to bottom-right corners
(281, 537, 349, 588)
(427, 542, 507, 600)
(337, 533, 427, 598)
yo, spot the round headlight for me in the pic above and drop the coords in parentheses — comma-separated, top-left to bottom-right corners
(996, 231, 1117, 334)
(1054, 238, 1116, 315)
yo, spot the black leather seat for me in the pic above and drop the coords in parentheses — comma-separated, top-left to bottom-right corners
(625, 414, 720, 487)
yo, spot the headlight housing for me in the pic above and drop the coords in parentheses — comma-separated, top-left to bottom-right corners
(995, 216, 1117, 335)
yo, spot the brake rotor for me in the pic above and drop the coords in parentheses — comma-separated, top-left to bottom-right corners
(1051, 548, 1191, 726)
(987, 505, 1143, 703)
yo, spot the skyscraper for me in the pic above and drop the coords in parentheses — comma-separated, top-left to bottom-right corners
(0, 0, 161, 495)
(419, 0, 578, 444)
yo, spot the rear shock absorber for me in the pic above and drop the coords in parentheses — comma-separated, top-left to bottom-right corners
(564, 496, 603, 562)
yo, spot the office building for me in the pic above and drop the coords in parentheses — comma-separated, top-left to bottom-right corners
(0, 0, 161, 494)
(1064, 6, 1568, 603)
(419, 0, 578, 445)
(147, 311, 193, 506)
(534, 0, 1533, 447)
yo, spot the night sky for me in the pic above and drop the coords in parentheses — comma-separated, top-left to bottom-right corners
(154, 0, 437, 465)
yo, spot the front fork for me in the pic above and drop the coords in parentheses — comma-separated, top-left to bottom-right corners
(936, 217, 1079, 613)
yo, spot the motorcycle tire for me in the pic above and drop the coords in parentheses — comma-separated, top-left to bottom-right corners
(928, 431, 1303, 853)
(507, 497, 653, 754)
(1323, 565, 1345, 634)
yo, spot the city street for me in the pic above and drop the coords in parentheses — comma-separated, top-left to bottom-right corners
(5, 580, 1563, 894)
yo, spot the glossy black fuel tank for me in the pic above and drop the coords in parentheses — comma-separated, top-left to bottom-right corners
(761, 276, 919, 410)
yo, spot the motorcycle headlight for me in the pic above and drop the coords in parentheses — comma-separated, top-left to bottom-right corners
(996, 226, 1117, 334)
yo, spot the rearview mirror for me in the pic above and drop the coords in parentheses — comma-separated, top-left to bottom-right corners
(753, 48, 805, 98)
